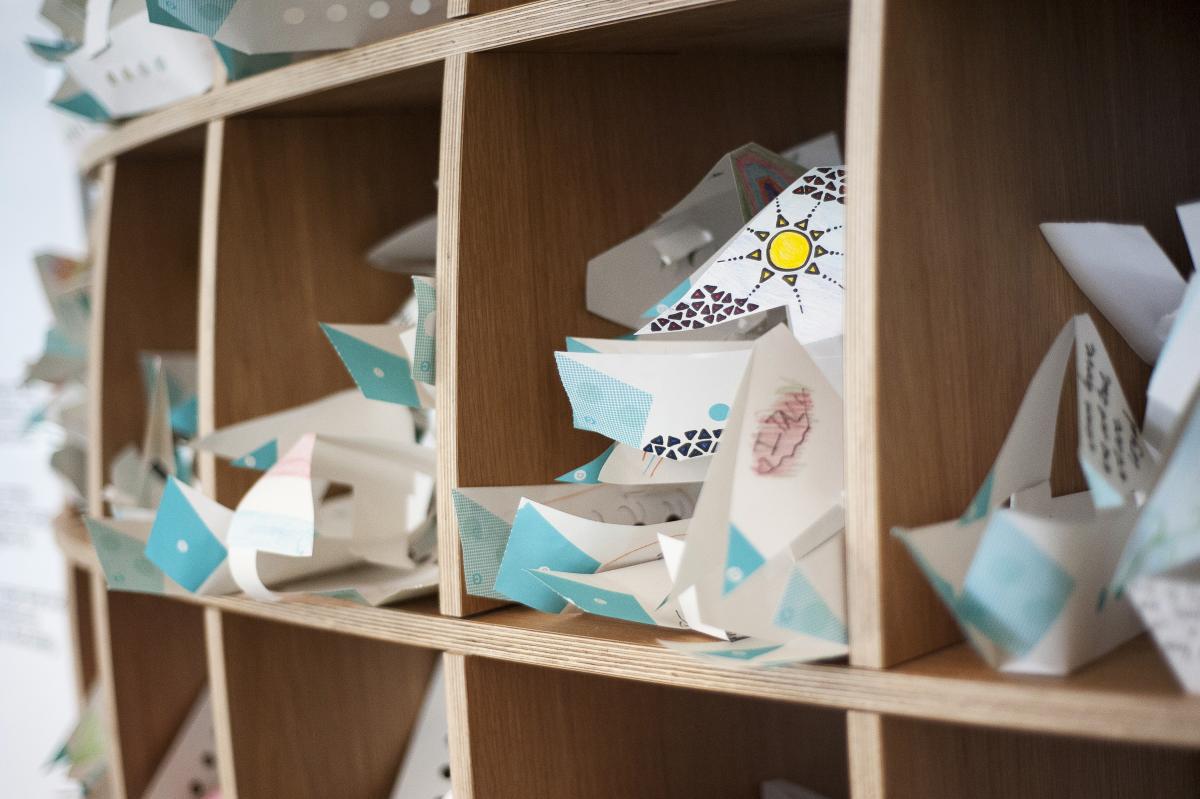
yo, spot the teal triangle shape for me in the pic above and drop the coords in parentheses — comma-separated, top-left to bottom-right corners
(145, 479, 228, 593)
(723, 523, 765, 595)
(555, 444, 615, 484)
(85, 518, 164, 594)
(321, 323, 420, 407)
(170, 394, 198, 438)
(233, 439, 277, 471)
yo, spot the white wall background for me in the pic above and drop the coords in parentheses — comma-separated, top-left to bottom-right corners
(0, 1, 90, 795)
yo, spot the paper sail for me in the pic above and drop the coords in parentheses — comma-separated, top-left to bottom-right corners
(389, 663, 451, 799)
(639, 168, 846, 345)
(142, 689, 219, 799)
(895, 315, 1151, 675)
(194, 388, 415, 470)
(321, 321, 434, 408)
(92, 447, 436, 607)
(667, 326, 847, 658)
(139, 351, 198, 437)
(1040, 217, 1188, 363)
(781, 132, 842, 168)
(452, 483, 699, 601)
(1113, 385, 1200, 693)
(495, 499, 686, 612)
(368, 215, 437, 275)
(587, 143, 801, 329)
(1144, 276, 1200, 454)
(554, 346, 751, 457)
(49, 72, 112, 122)
(62, 0, 215, 120)
(149, 0, 447, 55)
(530, 559, 687, 628)
(1129, 561, 1200, 694)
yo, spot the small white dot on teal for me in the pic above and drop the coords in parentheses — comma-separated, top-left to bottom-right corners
(373, 366, 385, 378)
(176, 539, 189, 553)
(709, 403, 730, 421)
(593, 597, 608, 605)
(726, 566, 743, 583)
(243, 455, 256, 467)
(574, 470, 587, 480)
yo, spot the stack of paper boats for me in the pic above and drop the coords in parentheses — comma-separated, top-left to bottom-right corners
(454, 138, 853, 666)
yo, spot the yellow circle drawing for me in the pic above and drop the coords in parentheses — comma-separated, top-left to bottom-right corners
(766, 230, 811, 271)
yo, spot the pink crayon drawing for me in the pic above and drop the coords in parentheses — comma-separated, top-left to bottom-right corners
(752, 387, 813, 475)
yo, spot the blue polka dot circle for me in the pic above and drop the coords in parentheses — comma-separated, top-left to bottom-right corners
(708, 403, 730, 421)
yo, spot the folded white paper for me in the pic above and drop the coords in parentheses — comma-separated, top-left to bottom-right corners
(321, 321, 435, 408)
(369, 214, 437, 275)
(895, 315, 1148, 675)
(452, 483, 699, 601)
(390, 662, 451, 799)
(65, 0, 215, 119)
(1144, 276, 1200, 454)
(496, 498, 686, 612)
(555, 347, 751, 457)
(142, 689, 219, 799)
(1129, 561, 1200, 693)
(1040, 221, 1186, 363)
(588, 144, 801, 329)
(194, 388, 415, 470)
(150, 0, 447, 55)
(640, 168, 845, 345)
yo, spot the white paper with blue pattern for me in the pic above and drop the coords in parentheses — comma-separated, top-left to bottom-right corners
(454, 483, 699, 601)
(66, 0, 214, 119)
(895, 315, 1152, 674)
(555, 348, 751, 453)
(1145, 275, 1200, 454)
(321, 321, 434, 408)
(657, 326, 848, 663)
(151, 0, 447, 55)
(495, 499, 686, 613)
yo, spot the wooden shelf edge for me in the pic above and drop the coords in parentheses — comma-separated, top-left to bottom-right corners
(54, 508, 100, 572)
(55, 507, 1200, 748)
(206, 595, 1200, 750)
(78, 0, 737, 171)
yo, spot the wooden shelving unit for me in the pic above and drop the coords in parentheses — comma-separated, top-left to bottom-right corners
(62, 0, 1200, 797)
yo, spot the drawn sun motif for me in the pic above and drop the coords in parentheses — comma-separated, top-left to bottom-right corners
(646, 167, 845, 334)
(722, 168, 845, 304)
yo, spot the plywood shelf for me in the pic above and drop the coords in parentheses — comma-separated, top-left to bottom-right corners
(80, 0, 849, 171)
(59, 513, 1200, 750)
(62, 0, 1200, 795)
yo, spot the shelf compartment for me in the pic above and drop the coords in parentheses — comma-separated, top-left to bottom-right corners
(88, 146, 204, 516)
(80, 0, 849, 170)
(448, 655, 849, 798)
(94, 588, 209, 799)
(202, 106, 438, 504)
(208, 609, 439, 798)
(197, 591, 1200, 749)
(856, 714, 1200, 798)
(67, 563, 98, 702)
(847, 0, 1200, 669)
(438, 44, 848, 615)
